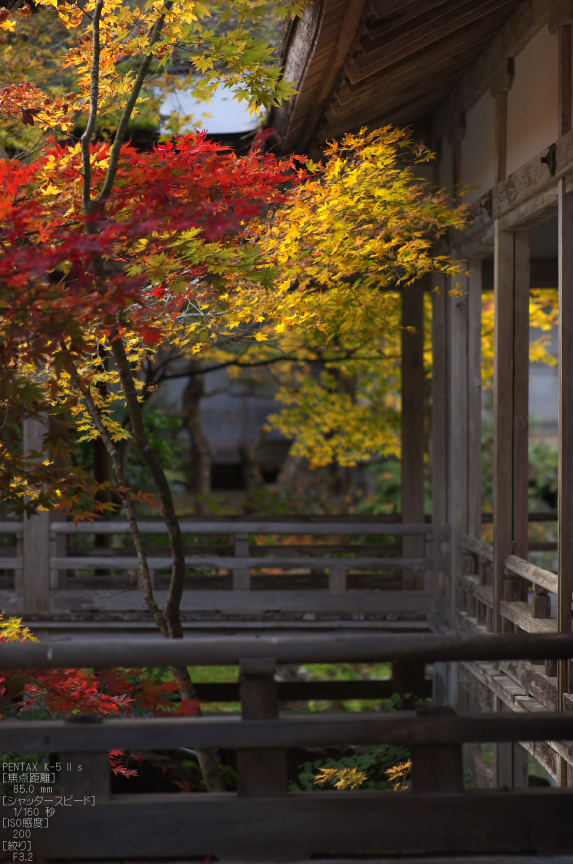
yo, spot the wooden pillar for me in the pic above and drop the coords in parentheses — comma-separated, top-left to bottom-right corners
(401, 282, 425, 591)
(493, 225, 530, 634)
(237, 658, 287, 797)
(467, 260, 483, 539)
(448, 273, 469, 630)
(493, 225, 530, 789)
(513, 234, 530, 563)
(431, 274, 449, 598)
(22, 417, 50, 613)
(558, 181, 573, 785)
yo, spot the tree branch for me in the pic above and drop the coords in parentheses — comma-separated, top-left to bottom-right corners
(64, 350, 167, 637)
(81, 0, 104, 213)
(97, 7, 169, 204)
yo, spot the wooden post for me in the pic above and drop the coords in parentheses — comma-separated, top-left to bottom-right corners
(513, 233, 530, 565)
(495, 91, 508, 183)
(431, 273, 450, 703)
(401, 282, 425, 592)
(448, 272, 469, 629)
(558, 180, 573, 787)
(411, 706, 463, 793)
(467, 260, 483, 539)
(22, 417, 50, 613)
(60, 716, 110, 802)
(237, 658, 287, 797)
(493, 225, 515, 634)
(232, 532, 250, 591)
(431, 273, 449, 592)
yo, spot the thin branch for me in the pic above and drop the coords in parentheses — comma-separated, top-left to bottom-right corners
(97, 6, 170, 204)
(81, 0, 104, 213)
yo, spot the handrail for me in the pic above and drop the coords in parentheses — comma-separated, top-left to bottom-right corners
(3, 632, 573, 667)
(504, 554, 558, 593)
(1, 711, 573, 753)
(461, 535, 493, 562)
(48, 520, 438, 536)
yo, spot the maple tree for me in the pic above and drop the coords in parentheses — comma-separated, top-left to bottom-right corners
(0, 613, 202, 781)
(0, 0, 308, 791)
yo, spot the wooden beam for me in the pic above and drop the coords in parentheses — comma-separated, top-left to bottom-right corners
(433, 0, 559, 140)
(449, 271, 469, 627)
(493, 225, 515, 633)
(558, 179, 573, 722)
(297, 0, 367, 150)
(559, 24, 573, 136)
(513, 233, 531, 563)
(350, 0, 517, 84)
(15, 791, 573, 860)
(402, 283, 426, 591)
(495, 91, 508, 184)
(431, 274, 449, 597)
(467, 261, 483, 538)
(5, 631, 573, 669)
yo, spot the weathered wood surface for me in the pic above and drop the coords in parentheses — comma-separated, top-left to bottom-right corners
(43, 589, 436, 616)
(237, 658, 286, 797)
(3, 632, 573, 669)
(48, 519, 438, 535)
(505, 555, 558, 594)
(467, 260, 483, 538)
(461, 535, 493, 562)
(9, 790, 573, 860)
(49, 555, 434, 571)
(402, 282, 426, 592)
(558, 179, 573, 715)
(194, 678, 431, 703)
(2, 711, 573, 753)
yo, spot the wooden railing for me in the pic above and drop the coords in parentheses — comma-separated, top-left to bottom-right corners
(0, 517, 440, 624)
(1, 633, 573, 860)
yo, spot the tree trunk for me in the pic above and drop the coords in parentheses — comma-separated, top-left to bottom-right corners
(183, 374, 211, 515)
(110, 335, 225, 792)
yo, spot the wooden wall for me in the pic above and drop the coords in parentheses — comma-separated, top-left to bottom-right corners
(507, 27, 559, 176)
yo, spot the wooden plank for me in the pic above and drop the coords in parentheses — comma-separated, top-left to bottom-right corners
(48, 588, 437, 615)
(50, 520, 438, 536)
(499, 601, 558, 635)
(558, 179, 573, 722)
(461, 535, 493, 562)
(5, 711, 573, 754)
(22, 418, 50, 614)
(467, 260, 483, 539)
(513, 232, 530, 564)
(493, 225, 515, 632)
(504, 555, 558, 594)
(50, 555, 434, 571)
(559, 24, 573, 137)
(6, 631, 573, 671)
(196, 679, 427, 702)
(11, 790, 573, 860)
(350, 0, 518, 83)
(297, 0, 368, 150)
(402, 282, 426, 591)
